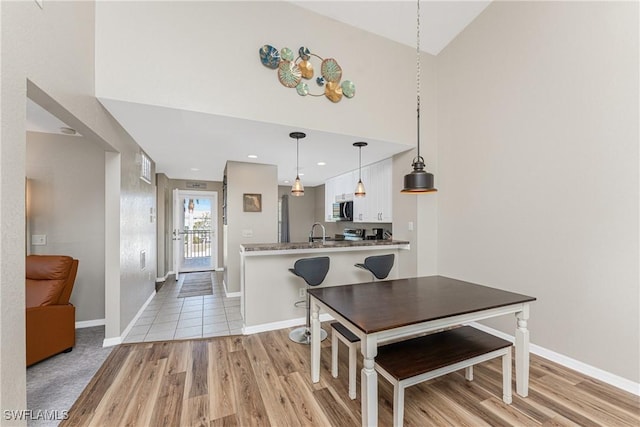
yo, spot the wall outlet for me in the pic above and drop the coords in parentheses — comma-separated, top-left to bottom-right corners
(31, 234, 47, 246)
(299, 287, 306, 298)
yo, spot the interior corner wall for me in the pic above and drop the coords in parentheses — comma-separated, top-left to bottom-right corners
(225, 161, 278, 293)
(391, 45, 438, 279)
(26, 132, 106, 322)
(436, 1, 639, 383)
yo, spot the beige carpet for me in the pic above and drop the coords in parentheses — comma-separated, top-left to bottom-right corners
(177, 272, 213, 298)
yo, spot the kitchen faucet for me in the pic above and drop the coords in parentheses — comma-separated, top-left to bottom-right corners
(309, 222, 326, 243)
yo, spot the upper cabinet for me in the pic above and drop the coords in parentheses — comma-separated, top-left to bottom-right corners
(325, 158, 392, 223)
(353, 158, 392, 223)
(324, 170, 357, 222)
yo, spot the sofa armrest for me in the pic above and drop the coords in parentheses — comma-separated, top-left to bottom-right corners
(26, 304, 75, 366)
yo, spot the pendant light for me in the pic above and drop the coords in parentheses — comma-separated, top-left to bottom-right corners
(353, 142, 367, 197)
(402, 0, 437, 194)
(290, 131, 305, 197)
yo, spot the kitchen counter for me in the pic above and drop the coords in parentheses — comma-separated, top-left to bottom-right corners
(241, 239, 409, 254)
(239, 240, 410, 333)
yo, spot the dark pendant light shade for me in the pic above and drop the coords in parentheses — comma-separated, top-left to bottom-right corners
(402, 0, 437, 194)
(401, 156, 437, 193)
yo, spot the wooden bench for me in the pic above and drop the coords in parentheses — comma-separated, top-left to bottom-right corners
(375, 326, 513, 427)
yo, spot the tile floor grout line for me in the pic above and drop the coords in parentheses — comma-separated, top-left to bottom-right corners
(124, 271, 242, 343)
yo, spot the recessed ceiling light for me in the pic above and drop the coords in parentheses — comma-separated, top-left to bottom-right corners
(190, 167, 200, 171)
(317, 162, 326, 166)
(298, 173, 304, 176)
(283, 180, 290, 184)
(60, 127, 77, 135)
(248, 154, 258, 159)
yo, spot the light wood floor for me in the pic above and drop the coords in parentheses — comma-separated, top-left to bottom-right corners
(62, 325, 639, 426)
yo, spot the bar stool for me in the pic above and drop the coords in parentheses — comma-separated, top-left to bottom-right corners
(355, 253, 395, 280)
(289, 256, 330, 345)
(331, 253, 395, 399)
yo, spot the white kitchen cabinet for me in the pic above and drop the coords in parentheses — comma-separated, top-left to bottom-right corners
(325, 158, 392, 223)
(325, 170, 357, 221)
(334, 171, 356, 202)
(324, 177, 336, 221)
(354, 158, 392, 223)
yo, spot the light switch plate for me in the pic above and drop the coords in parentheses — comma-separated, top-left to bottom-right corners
(31, 234, 46, 246)
(408, 221, 414, 231)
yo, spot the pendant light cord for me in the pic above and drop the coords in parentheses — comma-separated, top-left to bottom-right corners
(296, 137, 300, 177)
(359, 145, 362, 180)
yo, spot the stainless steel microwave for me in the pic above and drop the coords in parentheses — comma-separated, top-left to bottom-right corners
(332, 201, 353, 221)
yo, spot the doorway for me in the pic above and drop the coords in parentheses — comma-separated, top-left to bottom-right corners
(173, 190, 218, 278)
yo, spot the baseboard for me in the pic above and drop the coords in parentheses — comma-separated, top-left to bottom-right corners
(243, 313, 334, 335)
(103, 336, 122, 347)
(102, 290, 156, 348)
(156, 271, 174, 283)
(469, 322, 640, 396)
(221, 278, 241, 298)
(75, 319, 105, 329)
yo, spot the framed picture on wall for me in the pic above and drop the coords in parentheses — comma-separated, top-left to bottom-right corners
(243, 193, 262, 212)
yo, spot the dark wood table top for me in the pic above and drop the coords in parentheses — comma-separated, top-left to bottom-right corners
(308, 275, 536, 334)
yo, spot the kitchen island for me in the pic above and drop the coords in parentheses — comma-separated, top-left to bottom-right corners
(240, 240, 410, 333)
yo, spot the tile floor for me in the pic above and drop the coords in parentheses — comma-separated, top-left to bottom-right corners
(123, 271, 242, 343)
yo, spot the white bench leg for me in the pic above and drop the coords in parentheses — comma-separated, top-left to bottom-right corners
(503, 349, 513, 404)
(348, 342, 357, 399)
(331, 331, 338, 378)
(393, 383, 405, 427)
(465, 366, 473, 381)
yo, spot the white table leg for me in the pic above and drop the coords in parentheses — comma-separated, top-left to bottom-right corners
(465, 366, 473, 381)
(361, 335, 378, 427)
(515, 304, 530, 397)
(311, 300, 321, 383)
(503, 348, 513, 404)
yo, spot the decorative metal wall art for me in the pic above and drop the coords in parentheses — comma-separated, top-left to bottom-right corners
(259, 44, 355, 103)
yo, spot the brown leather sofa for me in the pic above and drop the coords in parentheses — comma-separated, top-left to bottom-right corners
(26, 255, 78, 366)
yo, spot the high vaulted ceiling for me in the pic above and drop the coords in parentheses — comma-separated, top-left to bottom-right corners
(27, 1, 491, 186)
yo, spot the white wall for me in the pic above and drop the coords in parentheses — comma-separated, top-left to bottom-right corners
(437, 1, 639, 383)
(94, 1, 417, 148)
(1, 1, 159, 408)
(26, 132, 105, 322)
(224, 161, 278, 293)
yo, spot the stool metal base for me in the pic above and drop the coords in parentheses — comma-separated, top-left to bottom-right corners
(289, 326, 328, 344)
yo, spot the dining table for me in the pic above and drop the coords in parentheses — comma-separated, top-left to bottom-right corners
(308, 275, 536, 427)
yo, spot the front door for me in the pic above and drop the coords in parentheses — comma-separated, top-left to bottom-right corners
(173, 190, 218, 277)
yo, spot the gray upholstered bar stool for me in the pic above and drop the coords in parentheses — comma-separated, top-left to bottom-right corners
(331, 253, 395, 399)
(289, 256, 330, 345)
(355, 253, 395, 280)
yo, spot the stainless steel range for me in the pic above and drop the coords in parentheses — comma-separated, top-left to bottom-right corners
(343, 228, 365, 241)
